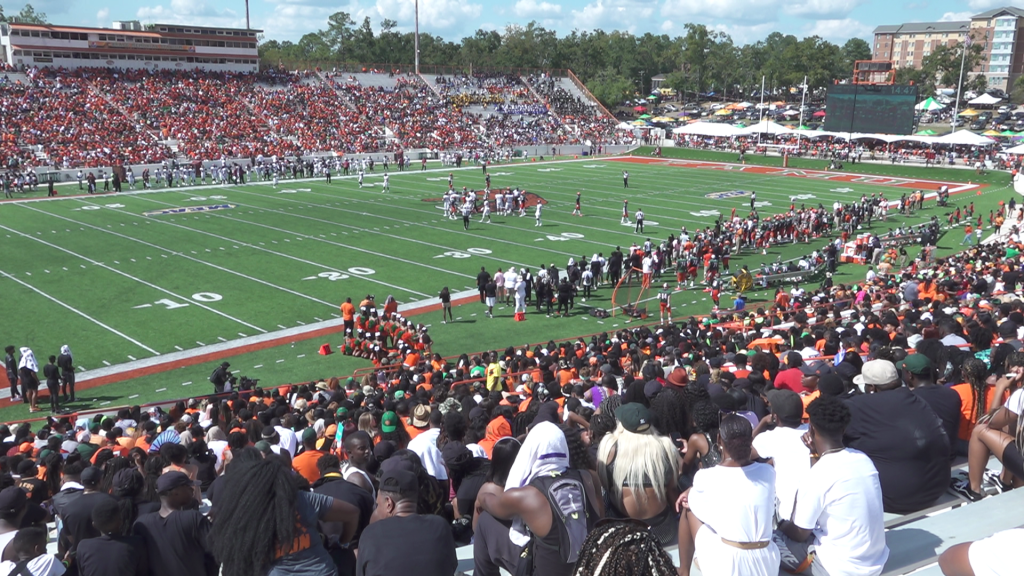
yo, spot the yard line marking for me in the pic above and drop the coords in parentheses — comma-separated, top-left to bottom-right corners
(3, 221, 268, 333)
(21, 204, 338, 310)
(76, 200, 433, 300)
(0, 267, 160, 355)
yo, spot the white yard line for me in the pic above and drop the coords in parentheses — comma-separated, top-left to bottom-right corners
(0, 222, 267, 334)
(20, 202, 341, 309)
(0, 267, 159, 355)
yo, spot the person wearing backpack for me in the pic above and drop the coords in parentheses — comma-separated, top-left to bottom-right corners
(475, 421, 602, 576)
(209, 363, 231, 395)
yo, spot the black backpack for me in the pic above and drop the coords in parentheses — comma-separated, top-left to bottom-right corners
(528, 470, 593, 564)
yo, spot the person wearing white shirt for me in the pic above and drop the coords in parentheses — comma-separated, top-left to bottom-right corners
(775, 396, 888, 576)
(752, 390, 810, 523)
(938, 527, 1024, 576)
(275, 414, 298, 457)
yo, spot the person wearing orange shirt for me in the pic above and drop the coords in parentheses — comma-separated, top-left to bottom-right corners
(405, 404, 430, 440)
(341, 297, 356, 336)
(291, 427, 325, 484)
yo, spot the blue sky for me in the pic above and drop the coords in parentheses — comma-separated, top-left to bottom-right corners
(4, 0, 1011, 45)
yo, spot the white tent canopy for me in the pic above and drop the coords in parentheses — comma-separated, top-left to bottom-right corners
(935, 130, 996, 146)
(968, 93, 1002, 105)
(915, 97, 945, 111)
(615, 122, 633, 130)
(671, 122, 743, 137)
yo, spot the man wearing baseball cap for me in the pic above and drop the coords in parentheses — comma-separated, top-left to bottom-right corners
(133, 471, 215, 576)
(753, 390, 809, 521)
(900, 354, 961, 450)
(58, 466, 116, 559)
(357, 469, 457, 576)
(846, 359, 950, 514)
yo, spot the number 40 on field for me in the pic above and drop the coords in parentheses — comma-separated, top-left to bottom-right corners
(133, 292, 222, 309)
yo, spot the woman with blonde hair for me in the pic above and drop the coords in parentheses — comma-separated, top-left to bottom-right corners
(597, 403, 681, 545)
(358, 411, 381, 444)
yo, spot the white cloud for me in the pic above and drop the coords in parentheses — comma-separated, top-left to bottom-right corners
(710, 22, 778, 44)
(660, 19, 674, 32)
(968, 0, 1001, 9)
(805, 18, 872, 41)
(373, 0, 482, 32)
(96, 7, 110, 26)
(137, 0, 244, 28)
(514, 0, 563, 18)
(939, 11, 973, 22)
(660, 0, 780, 23)
(783, 0, 862, 18)
(572, 0, 657, 32)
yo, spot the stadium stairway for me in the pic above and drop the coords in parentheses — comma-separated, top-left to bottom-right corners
(419, 72, 444, 98)
(315, 70, 362, 114)
(519, 75, 561, 122)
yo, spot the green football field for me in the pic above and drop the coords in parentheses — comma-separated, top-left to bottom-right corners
(0, 151, 1013, 421)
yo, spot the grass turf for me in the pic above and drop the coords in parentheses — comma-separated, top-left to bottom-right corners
(0, 153, 1015, 421)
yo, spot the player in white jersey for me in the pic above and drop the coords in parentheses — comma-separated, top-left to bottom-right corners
(535, 203, 543, 226)
(357, 170, 364, 188)
(273, 170, 279, 187)
(480, 198, 492, 222)
(382, 173, 390, 193)
(461, 200, 473, 230)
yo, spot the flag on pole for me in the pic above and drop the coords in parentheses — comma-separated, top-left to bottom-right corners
(964, 34, 973, 47)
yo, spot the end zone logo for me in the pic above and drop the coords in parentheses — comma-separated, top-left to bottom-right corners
(706, 190, 751, 199)
(423, 188, 548, 212)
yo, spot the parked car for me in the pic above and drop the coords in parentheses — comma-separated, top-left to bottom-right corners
(951, 118, 966, 127)
(970, 120, 987, 131)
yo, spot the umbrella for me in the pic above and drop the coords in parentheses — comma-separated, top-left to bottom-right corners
(149, 430, 181, 453)
(982, 130, 1002, 136)
(630, 120, 647, 126)
(734, 122, 747, 128)
(714, 109, 733, 116)
(915, 129, 936, 135)
(782, 110, 800, 117)
(1002, 130, 1017, 136)
(797, 125, 811, 130)
(633, 105, 646, 112)
(958, 109, 979, 117)
(638, 114, 651, 119)
(812, 110, 826, 117)
(646, 94, 658, 100)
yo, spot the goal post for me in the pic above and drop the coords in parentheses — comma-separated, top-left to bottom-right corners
(610, 266, 649, 319)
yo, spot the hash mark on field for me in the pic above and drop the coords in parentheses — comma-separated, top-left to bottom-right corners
(155, 388, 166, 393)
(81, 265, 86, 268)
(217, 337, 227, 342)
(182, 381, 192, 386)
(253, 364, 263, 369)
(456, 316, 463, 320)
(471, 313, 477, 316)
(44, 270, 49, 273)
(598, 321, 605, 324)
(297, 354, 306, 358)
(102, 360, 111, 366)
(129, 394, 139, 399)
(196, 341, 205, 346)
(100, 401, 111, 406)
(408, 297, 418, 301)
(276, 359, 285, 363)
(278, 324, 287, 329)
(238, 332, 247, 337)
(331, 313, 340, 318)
(130, 259, 136, 262)
(62, 267, 67, 271)
(127, 355, 136, 360)
(314, 317, 323, 321)
(296, 321, 305, 325)
(174, 345, 183, 351)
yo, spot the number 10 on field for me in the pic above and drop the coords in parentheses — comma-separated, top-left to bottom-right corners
(133, 292, 223, 309)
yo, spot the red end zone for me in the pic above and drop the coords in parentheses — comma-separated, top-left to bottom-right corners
(610, 157, 988, 195)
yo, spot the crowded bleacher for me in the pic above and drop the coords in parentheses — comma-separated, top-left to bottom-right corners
(3, 194, 1024, 575)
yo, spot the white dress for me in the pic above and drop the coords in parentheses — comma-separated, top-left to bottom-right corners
(687, 462, 781, 576)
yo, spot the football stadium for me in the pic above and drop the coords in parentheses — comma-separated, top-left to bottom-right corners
(1, 5, 1023, 576)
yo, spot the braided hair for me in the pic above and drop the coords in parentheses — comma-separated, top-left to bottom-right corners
(210, 458, 297, 576)
(572, 521, 676, 576)
(960, 358, 989, 428)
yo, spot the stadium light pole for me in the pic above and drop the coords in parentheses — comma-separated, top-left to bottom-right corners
(757, 75, 765, 146)
(245, 0, 250, 29)
(414, 0, 420, 75)
(951, 34, 971, 134)
(798, 75, 807, 127)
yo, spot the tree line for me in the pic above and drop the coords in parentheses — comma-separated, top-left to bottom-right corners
(0, 4, 48, 24)
(258, 16, 875, 107)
